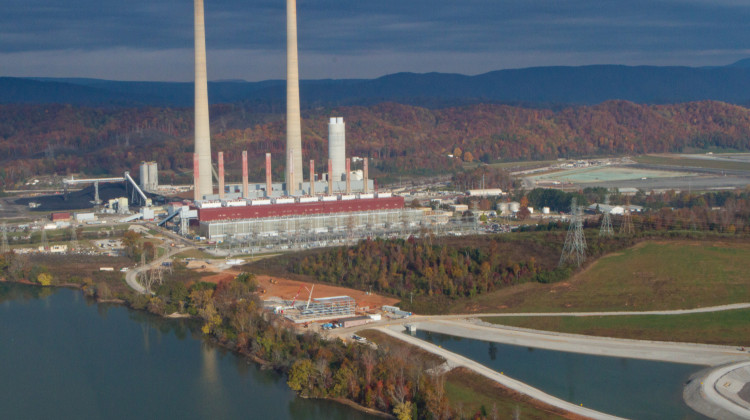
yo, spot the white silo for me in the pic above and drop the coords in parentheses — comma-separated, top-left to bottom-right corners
(147, 162, 158, 190)
(139, 162, 149, 190)
(328, 117, 346, 181)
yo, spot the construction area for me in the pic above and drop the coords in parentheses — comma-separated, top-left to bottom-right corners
(256, 275, 399, 324)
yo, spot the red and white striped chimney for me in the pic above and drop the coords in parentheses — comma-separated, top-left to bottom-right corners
(242, 151, 249, 198)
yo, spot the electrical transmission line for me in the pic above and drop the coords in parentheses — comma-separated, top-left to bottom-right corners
(559, 198, 587, 267)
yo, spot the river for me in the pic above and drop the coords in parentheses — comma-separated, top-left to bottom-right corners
(415, 330, 708, 419)
(0, 283, 374, 420)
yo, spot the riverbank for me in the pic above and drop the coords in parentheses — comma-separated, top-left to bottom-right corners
(0, 277, 400, 419)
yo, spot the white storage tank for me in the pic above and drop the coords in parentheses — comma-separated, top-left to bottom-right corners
(147, 162, 158, 190)
(139, 162, 149, 189)
(509, 202, 521, 212)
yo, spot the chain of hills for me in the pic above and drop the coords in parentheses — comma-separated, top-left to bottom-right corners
(5, 60, 750, 108)
(4, 61, 750, 188)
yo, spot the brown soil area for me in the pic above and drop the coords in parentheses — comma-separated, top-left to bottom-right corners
(200, 272, 238, 284)
(256, 274, 399, 309)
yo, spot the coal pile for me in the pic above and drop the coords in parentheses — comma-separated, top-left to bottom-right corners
(15, 183, 134, 211)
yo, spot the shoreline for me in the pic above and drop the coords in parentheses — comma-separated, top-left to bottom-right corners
(0, 279, 397, 419)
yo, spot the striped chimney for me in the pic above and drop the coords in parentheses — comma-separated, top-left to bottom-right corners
(193, 153, 201, 201)
(328, 159, 333, 194)
(265, 153, 272, 197)
(218, 152, 225, 200)
(309, 160, 315, 195)
(241, 151, 249, 198)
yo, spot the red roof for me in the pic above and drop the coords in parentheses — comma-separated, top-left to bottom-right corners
(198, 196, 404, 222)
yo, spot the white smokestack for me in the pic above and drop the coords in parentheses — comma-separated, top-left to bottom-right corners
(285, 0, 303, 192)
(328, 117, 345, 181)
(194, 0, 213, 197)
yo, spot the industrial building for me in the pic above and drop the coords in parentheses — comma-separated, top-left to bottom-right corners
(285, 296, 356, 323)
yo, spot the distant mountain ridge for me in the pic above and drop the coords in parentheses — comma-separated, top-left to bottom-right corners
(4, 61, 750, 108)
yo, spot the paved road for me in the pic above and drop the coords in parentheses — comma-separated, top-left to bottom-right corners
(376, 325, 626, 420)
(125, 245, 194, 294)
(411, 319, 749, 366)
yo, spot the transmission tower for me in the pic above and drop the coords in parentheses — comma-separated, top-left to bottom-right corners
(619, 211, 634, 235)
(41, 228, 49, 250)
(559, 198, 587, 267)
(1, 223, 9, 254)
(69, 226, 78, 252)
(599, 196, 613, 237)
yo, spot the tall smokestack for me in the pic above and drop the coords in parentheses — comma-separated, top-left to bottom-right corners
(285, 0, 303, 193)
(193, 153, 201, 201)
(346, 158, 351, 194)
(241, 151, 249, 198)
(194, 0, 213, 197)
(328, 159, 333, 195)
(265, 153, 272, 198)
(363, 158, 369, 194)
(218, 152, 225, 200)
(288, 148, 295, 195)
(309, 160, 315, 196)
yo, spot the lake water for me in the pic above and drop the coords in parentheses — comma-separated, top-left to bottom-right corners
(415, 330, 708, 420)
(0, 283, 374, 420)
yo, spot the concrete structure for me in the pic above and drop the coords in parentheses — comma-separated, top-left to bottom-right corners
(339, 316, 373, 328)
(466, 188, 504, 197)
(285, 0, 303, 192)
(194, 0, 213, 199)
(328, 117, 346, 180)
(75, 212, 96, 223)
(139, 162, 149, 190)
(147, 162, 158, 190)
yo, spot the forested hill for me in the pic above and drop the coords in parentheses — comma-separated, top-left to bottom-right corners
(2, 100, 750, 188)
(6, 61, 750, 107)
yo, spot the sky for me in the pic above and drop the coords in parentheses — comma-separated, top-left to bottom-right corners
(2, 0, 750, 82)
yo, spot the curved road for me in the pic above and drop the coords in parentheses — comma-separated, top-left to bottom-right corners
(376, 325, 626, 420)
(341, 305, 750, 419)
(125, 245, 194, 294)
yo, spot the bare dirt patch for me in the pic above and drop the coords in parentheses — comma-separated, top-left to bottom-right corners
(256, 274, 399, 309)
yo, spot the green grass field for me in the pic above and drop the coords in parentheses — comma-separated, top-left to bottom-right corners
(635, 154, 750, 172)
(483, 308, 750, 346)
(450, 240, 750, 313)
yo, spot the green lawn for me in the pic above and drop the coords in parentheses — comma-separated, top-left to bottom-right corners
(635, 154, 750, 172)
(444, 368, 576, 420)
(484, 308, 750, 346)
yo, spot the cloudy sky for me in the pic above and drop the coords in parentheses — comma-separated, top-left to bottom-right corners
(2, 0, 750, 81)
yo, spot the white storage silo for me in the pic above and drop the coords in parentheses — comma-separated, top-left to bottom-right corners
(328, 117, 346, 181)
(147, 162, 158, 190)
(139, 162, 149, 190)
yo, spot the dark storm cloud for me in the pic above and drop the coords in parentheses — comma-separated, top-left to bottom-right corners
(2, 0, 750, 80)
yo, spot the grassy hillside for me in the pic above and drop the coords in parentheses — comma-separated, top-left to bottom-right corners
(454, 240, 750, 313)
(483, 309, 750, 346)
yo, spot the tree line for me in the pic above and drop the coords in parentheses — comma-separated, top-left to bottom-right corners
(5, 100, 750, 187)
